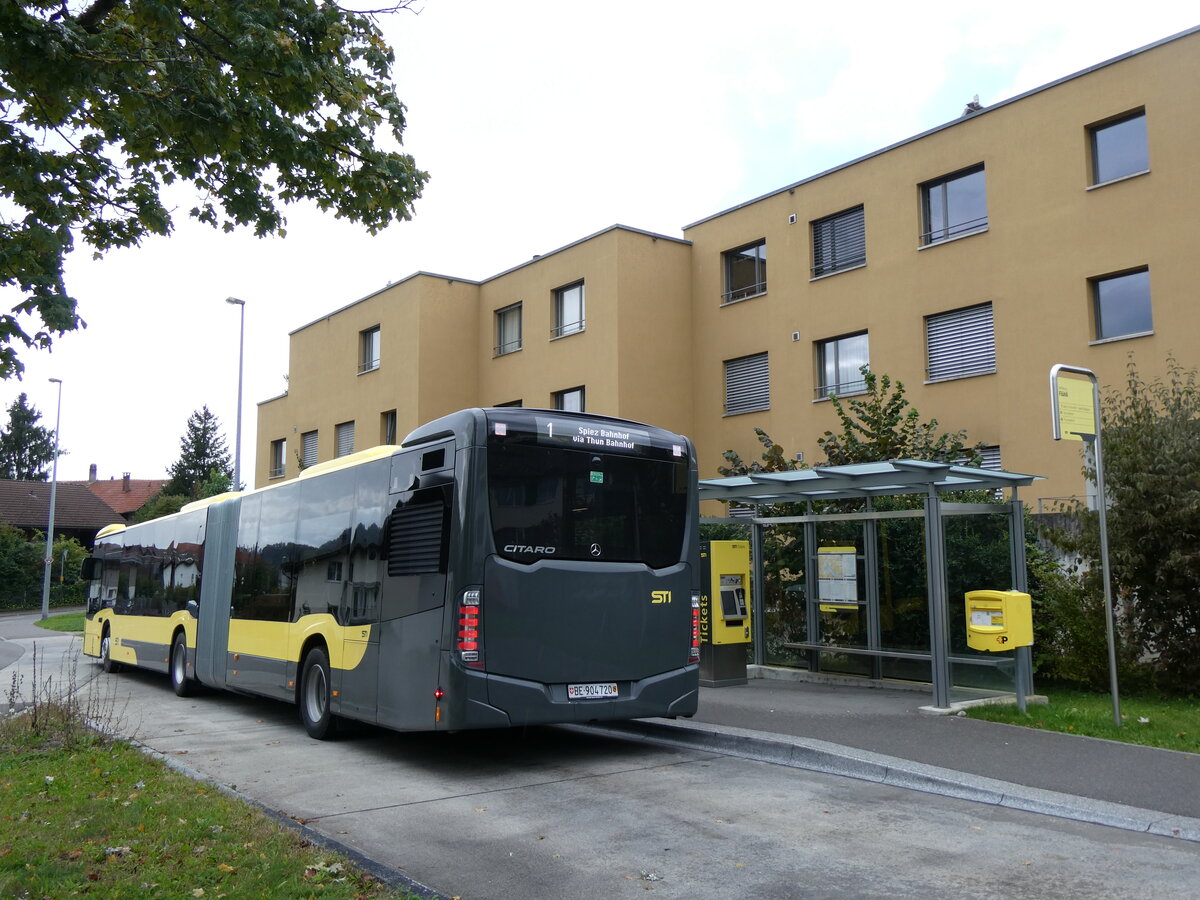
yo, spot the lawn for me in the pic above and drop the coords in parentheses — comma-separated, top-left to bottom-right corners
(0, 708, 425, 899)
(34, 611, 85, 633)
(965, 685, 1200, 753)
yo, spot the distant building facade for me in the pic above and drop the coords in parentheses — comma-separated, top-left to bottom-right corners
(256, 28, 1200, 509)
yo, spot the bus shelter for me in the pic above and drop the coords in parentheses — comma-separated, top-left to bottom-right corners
(698, 460, 1042, 709)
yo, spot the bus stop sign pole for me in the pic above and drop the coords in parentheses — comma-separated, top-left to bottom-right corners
(1049, 364, 1121, 728)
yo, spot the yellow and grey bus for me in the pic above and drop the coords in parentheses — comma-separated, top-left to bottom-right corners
(82, 408, 700, 738)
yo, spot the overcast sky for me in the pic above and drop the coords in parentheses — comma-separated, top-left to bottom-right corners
(3, 1, 1196, 484)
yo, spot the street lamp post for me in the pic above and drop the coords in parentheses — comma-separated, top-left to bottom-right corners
(41, 377, 63, 621)
(226, 296, 245, 490)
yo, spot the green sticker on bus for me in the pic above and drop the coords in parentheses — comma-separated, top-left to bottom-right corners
(590, 471, 604, 484)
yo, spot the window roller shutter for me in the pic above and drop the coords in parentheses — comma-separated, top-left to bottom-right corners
(927, 304, 995, 381)
(725, 353, 770, 413)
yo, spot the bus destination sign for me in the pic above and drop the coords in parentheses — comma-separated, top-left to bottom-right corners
(534, 416, 650, 452)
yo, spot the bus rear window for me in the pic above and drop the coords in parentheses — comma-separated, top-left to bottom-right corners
(488, 444, 687, 569)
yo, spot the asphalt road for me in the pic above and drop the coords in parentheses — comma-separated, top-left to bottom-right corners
(3, 615, 1198, 899)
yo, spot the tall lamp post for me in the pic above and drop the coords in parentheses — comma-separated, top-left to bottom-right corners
(226, 296, 245, 490)
(41, 377, 63, 621)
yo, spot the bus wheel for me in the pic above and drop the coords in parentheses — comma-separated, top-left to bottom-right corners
(100, 630, 120, 674)
(170, 632, 194, 697)
(299, 647, 338, 740)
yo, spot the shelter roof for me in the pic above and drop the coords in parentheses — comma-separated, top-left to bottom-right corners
(698, 459, 1041, 505)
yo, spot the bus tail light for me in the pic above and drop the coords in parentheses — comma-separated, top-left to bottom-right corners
(457, 589, 484, 669)
(689, 591, 700, 664)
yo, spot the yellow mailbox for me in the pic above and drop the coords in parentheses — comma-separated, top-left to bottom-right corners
(965, 590, 1033, 652)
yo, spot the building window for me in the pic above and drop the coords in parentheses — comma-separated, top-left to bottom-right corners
(552, 282, 585, 338)
(335, 421, 355, 458)
(811, 207, 865, 277)
(268, 439, 286, 479)
(724, 352, 769, 415)
(326, 561, 343, 582)
(1090, 110, 1148, 185)
(722, 239, 767, 303)
(300, 430, 318, 469)
(495, 303, 522, 355)
(815, 333, 869, 399)
(359, 326, 380, 374)
(1092, 269, 1152, 341)
(921, 165, 987, 245)
(553, 386, 585, 412)
(978, 446, 1002, 471)
(926, 303, 996, 382)
(381, 409, 397, 445)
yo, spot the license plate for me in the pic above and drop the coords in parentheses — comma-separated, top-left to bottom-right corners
(567, 682, 618, 700)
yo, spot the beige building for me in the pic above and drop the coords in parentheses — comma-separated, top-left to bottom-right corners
(257, 27, 1200, 509)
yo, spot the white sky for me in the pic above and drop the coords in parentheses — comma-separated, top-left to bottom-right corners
(2, 1, 1196, 484)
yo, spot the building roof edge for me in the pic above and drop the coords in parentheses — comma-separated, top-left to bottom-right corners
(682, 24, 1200, 231)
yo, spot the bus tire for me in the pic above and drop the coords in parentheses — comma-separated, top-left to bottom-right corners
(170, 632, 194, 697)
(100, 628, 120, 674)
(299, 647, 338, 740)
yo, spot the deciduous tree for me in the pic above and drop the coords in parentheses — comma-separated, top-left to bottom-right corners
(0, 1, 428, 377)
(1053, 357, 1200, 692)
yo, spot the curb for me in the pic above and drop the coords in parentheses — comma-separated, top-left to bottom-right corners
(574, 718, 1200, 844)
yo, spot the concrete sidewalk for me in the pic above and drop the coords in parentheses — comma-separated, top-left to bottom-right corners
(593, 670, 1200, 842)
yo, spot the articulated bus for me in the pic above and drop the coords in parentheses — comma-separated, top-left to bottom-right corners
(82, 408, 700, 738)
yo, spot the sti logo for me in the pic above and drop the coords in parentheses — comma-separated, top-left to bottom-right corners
(650, 591, 672, 605)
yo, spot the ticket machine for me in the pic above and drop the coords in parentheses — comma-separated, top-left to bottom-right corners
(699, 540, 752, 686)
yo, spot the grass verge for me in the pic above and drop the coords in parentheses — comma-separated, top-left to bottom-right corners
(0, 724, 425, 899)
(1, 651, 426, 900)
(34, 611, 85, 633)
(965, 685, 1199, 753)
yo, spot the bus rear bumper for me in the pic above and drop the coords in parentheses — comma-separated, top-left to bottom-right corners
(471, 665, 699, 728)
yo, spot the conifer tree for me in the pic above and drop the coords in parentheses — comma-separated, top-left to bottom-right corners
(0, 392, 56, 481)
(163, 407, 233, 499)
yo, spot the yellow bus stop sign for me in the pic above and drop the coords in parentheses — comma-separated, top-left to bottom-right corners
(1055, 375, 1096, 441)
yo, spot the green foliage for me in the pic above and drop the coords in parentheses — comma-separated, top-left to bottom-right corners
(817, 369, 985, 466)
(132, 490, 188, 523)
(163, 406, 232, 499)
(965, 685, 1200, 754)
(0, 392, 56, 480)
(0, 1, 428, 378)
(1051, 357, 1200, 693)
(0, 524, 87, 610)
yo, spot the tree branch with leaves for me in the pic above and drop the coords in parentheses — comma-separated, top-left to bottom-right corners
(0, 0, 428, 378)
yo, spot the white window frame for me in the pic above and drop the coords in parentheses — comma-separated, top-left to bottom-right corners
(724, 352, 770, 415)
(552, 282, 585, 338)
(553, 386, 585, 412)
(815, 332, 869, 399)
(494, 303, 522, 355)
(359, 326, 380, 374)
(925, 303, 996, 382)
(1091, 268, 1152, 342)
(381, 409, 397, 445)
(269, 439, 286, 479)
(722, 239, 767, 303)
(1089, 110, 1148, 186)
(921, 165, 987, 245)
